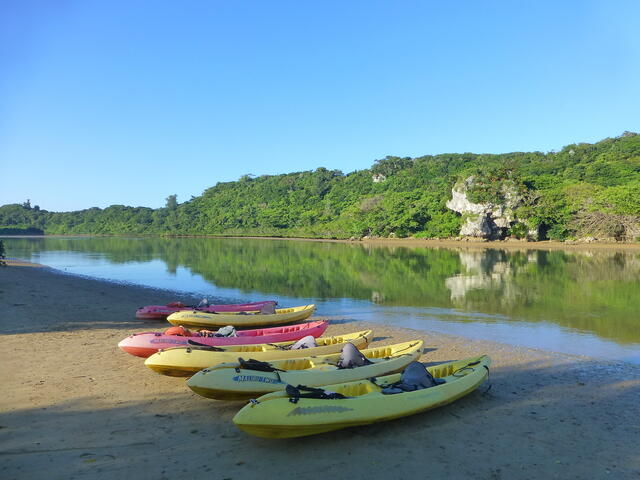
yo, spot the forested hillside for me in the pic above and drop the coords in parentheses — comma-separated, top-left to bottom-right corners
(2, 132, 639, 241)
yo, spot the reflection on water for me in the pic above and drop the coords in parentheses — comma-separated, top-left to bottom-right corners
(446, 250, 515, 301)
(4, 236, 640, 363)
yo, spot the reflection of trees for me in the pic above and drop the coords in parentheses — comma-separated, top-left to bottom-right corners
(7, 237, 461, 303)
(444, 248, 640, 343)
(7, 237, 640, 344)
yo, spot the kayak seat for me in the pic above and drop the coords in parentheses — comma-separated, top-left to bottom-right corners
(259, 303, 276, 315)
(265, 336, 317, 351)
(336, 342, 373, 369)
(381, 362, 445, 395)
(215, 325, 237, 337)
(289, 336, 317, 350)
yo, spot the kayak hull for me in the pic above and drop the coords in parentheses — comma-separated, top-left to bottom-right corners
(187, 340, 424, 401)
(233, 355, 491, 438)
(144, 330, 373, 377)
(135, 301, 277, 320)
(118, 321, 329, 358)
(166, 305, 316, 329)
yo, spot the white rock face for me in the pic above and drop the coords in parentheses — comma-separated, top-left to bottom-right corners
(446, 188, 486, 215)
(459, 214, 493, 237)
(446, 177, 524, 239)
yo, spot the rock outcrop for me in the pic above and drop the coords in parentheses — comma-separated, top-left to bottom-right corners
(446, 176, 537, 240)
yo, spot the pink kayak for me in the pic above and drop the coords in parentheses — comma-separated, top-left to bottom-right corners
(118, 320, 329, 358)
(135, 300, 277, 320)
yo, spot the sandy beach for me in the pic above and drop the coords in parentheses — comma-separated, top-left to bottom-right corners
(1, 262, 639, 479)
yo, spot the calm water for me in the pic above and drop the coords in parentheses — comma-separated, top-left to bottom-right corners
(4, 236, 640, 364)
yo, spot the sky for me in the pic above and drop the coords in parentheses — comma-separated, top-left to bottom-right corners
(1, 0, 639, 212)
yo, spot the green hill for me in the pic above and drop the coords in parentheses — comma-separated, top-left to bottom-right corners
(2, 132, 639, 241)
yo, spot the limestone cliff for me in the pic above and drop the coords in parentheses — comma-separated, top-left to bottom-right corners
(446, 176, 537, 240)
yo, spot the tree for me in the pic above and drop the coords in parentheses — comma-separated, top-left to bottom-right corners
(372, 156, 413, 176)
(165, 194, 178, 210)
(0, 240, 6, 266)
(0, 132, 638, 240)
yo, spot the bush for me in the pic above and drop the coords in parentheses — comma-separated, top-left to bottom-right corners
(546, 224, 570, 241)
(508, 222, 528, 239)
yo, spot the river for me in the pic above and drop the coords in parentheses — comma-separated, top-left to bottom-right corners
(4, 236, 640, 364)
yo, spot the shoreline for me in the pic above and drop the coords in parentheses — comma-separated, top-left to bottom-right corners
(4, 233, 640, 251)
(1, 264, 639, 478)
(204, 235, 640, 252)
(7, 258, 640, 365)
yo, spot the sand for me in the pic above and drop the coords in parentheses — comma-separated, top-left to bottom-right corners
(1, 262, 639, 480)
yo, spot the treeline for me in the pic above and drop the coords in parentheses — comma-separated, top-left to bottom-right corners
(1, 132, 639, 241)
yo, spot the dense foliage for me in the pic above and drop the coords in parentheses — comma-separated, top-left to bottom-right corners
(1, 132, 639, 240)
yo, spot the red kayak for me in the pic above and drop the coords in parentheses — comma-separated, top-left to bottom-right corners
(118, 321, 329, 358)
(135, 300, 277, 320)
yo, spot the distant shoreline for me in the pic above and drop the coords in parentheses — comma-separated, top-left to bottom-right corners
(4, 233, 640, 251)
(216, 236, 640, 251)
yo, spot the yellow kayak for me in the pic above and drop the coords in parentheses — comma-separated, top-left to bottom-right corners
(187, 340, 424, 400)
(233, 355, 491, 438)
(166, 304, 316, 329)
(144, 330, 373, 377)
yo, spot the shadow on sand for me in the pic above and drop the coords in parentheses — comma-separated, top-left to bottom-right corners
(2, 360, 639, 479)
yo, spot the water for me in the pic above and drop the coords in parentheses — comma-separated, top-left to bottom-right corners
(4, 236, 640, 363)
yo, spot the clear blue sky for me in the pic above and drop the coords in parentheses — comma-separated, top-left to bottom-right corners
(2, 0, 639, 211)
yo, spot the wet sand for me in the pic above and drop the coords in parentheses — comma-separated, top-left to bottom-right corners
(1, 263, 639, 479)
